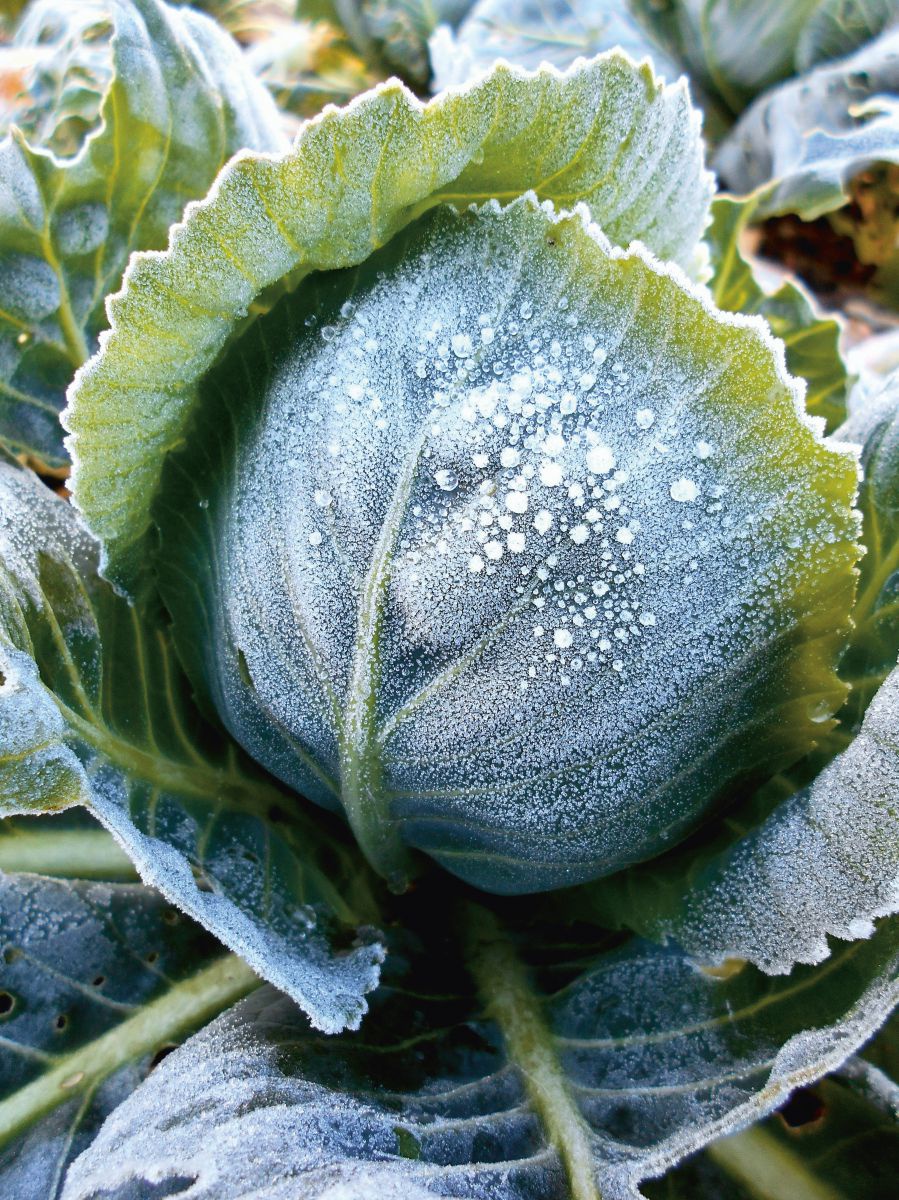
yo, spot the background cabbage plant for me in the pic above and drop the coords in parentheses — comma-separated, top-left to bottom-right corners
(0, 2, 897, 1199)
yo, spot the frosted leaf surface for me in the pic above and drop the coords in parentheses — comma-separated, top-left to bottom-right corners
(0, 871, 231, 1200)
(618, 663, 899, 973)
(61, 913, 899, 1200)
(65, 49, 713, 593)
(0, 460, 384, 1033)
(715, 29, 899, 220)
(0, 0, 286, 466)
(154, 197, 859, 894)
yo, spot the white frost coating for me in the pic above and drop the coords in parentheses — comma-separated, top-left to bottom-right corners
(652, 662, 899, 974)
(62, 922, 899, 1200)
(200, 197, 857, 894)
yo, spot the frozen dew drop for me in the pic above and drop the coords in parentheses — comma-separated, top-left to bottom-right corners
(616, 527, 634, 545)
(506, 490, 529, 514)
(468, 554, 484, 573)
(507, 531, 526, 552)
(635, 408, 655, 430)
(539, 460, 564, 487)
(670, 477, 699, 503)
(308, 530, 322, 546)
(500, 447, 521, 468)
(484, 540, 504, 561)
(553, 628, 573, 649)
(434, 469, 458, 492)
(695, 440, 713, 459)
(313, 489, 332, 507)
(586, 444, 615, 475)
(570, 524, 590, 545)
(533, 509, 553, 533)
(451, 333, 472, 357)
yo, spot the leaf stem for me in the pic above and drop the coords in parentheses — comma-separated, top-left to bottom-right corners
(706, 1125, 844, 1200)
(0, 826, 137, 879)
(339, 437, 425, 890)
(0, 953, 258, 1150)
(463, 903, 602, 1200)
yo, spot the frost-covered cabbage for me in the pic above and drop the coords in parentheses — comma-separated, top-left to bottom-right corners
(0, 10, 897, 1200)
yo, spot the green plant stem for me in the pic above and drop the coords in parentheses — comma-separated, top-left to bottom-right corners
(0, 827, 137, 879)
(464, 902, 602, 1200)
(0, 954, 259, 1149)
(707, 1125, 844, 1200)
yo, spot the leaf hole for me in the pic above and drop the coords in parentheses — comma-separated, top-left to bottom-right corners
(243, 850, 259, 865)
(54, 1013, 68, 1032)
(236, 648, 253, 689)
(0, 991, 15, 1017)
(91, 975, 105, 989)
(2, 947, 19, 964)
(146, 951, 159, 965)
(777, 1086, 826, 1131)
(162, 909, 180, 926)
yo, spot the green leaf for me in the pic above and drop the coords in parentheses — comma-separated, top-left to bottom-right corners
(0, 0, 286, 468)
(64, 51, 713, 592)
(706, 196, 849, 431)
(60, 906, 899, 1200)
(837, 366, 899, 729)
(0, 811, 137, 880)
(0, 870, 258, 1200)
(715, 29, 899, 221)
(0, 461, 385, 1033)
(149, 196, 858, 895)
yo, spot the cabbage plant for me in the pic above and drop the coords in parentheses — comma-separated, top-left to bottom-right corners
(0, 2, 898, 1198)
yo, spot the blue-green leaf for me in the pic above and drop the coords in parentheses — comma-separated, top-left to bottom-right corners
(60, 908, 899, 1200)
(0, 460, 384, 1033)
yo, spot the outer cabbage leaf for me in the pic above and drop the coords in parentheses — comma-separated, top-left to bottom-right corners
(149, 197, 859, 895)
(0, 871, 256, 1200)
(648, 1059, 899, 1199)
(630, 1, 836, 114)
(0, 460, 384, 1033)
(706, 196, 849, 431)
(796, 0, 899, 71)
(0, 0, 286, 467)
(715, 28, 899, 221)
(64, 52, 713, 594)
(343, 0, 472, 85)
(0, 1, 113, 157)
(837, 366, 899, 729)
(429, 0, 683, 94)
(60, 907, 899, 1200)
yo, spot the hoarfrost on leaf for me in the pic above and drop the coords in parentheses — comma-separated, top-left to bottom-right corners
(154, 197, 859, 895)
